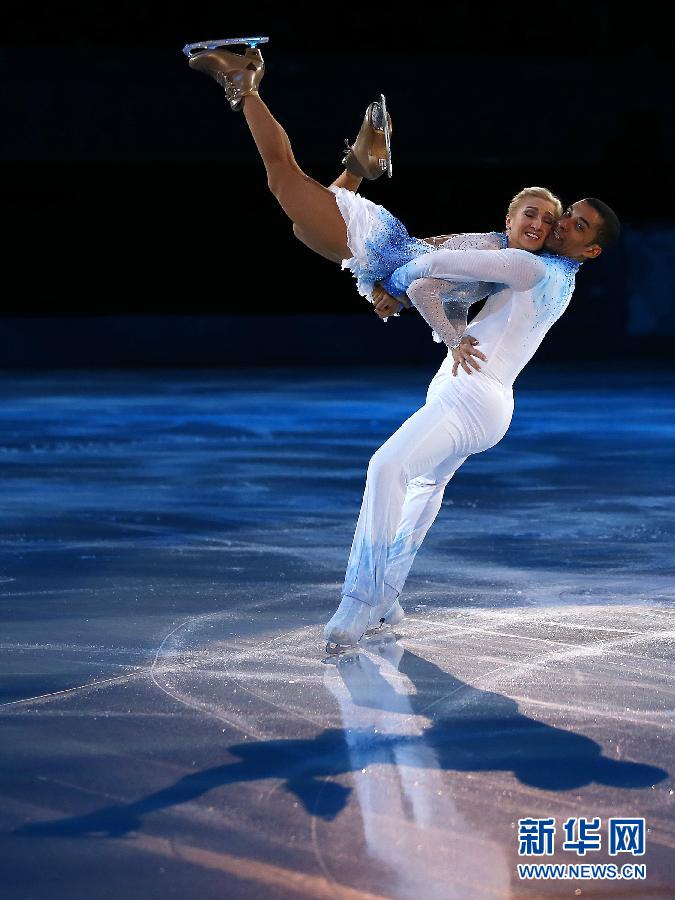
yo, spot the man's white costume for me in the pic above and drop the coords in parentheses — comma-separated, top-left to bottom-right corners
(325, 190, 581, 646)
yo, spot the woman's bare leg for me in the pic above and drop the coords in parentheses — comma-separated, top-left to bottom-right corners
(242, 94, 353, 263)
(331, 171, 363, 192)
(293, 170, 363, 260)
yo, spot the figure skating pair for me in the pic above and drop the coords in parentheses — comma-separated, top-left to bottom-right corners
(182, 37, 621, 655)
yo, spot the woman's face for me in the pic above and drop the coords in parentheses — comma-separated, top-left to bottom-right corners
(506, 197, 558, 251)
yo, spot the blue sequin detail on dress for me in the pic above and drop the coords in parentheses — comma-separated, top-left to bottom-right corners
(360, 207, 432, 294)
(352, 206, 506, 307)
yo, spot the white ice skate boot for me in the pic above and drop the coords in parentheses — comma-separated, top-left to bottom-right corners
(324, 596, 373, 655)
(365, 598, 405, 635)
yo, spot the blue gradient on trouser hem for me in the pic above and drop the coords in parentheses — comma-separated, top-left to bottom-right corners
(342, 373, 514, 609)
(343, 532, 423, 616)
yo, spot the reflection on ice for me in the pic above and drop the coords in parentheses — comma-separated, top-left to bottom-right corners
(325, 636, 511, 899)
(321, 630, 669, 898)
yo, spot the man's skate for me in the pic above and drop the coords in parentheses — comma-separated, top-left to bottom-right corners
(365, 598, 405, 636)
(324, 596, 404, 656)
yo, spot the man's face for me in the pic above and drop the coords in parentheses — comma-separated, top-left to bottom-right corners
(544, 200, 603, 261)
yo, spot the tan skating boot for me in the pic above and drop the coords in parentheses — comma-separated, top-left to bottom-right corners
(184, 37, 268, 111)
(342, 94, 393, 180)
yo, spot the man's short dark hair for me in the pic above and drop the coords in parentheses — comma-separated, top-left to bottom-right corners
(585, 198, 621, 248)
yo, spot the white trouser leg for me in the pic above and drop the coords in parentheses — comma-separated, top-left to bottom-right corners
(382, 462, 464, 600)
(342, 377, 513, 610)
(380, 361, 466, 604)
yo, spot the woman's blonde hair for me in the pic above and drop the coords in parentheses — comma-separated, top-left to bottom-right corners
(508, 186, 563, 218)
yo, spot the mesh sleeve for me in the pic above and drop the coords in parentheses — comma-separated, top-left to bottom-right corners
(438, 232, 507, 252)
(392, 232, 504, 348)
(406, 278, 470, 349)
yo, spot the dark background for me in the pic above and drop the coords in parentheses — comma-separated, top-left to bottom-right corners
(3, 2, 674, 365)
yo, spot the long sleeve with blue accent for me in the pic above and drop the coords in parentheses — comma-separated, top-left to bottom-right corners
(387, 247, 547, 298)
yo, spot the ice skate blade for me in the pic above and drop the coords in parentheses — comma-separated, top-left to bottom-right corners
(365, 599, 405, 635)
(324, 640, 362, 658)
(369, 630, 398, 644)
(323, 645, 361, 665)
(182, 36, 269, 58)
(364, 627, 402, 648)
(364, 617, 388, 636)
(380, 93, 393, 178)
(322, 647, 362, 667)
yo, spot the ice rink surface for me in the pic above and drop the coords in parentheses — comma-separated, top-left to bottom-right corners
(0, 365, 673, 898)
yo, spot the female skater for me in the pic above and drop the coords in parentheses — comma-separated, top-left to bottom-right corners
(182, 37, 561, 364)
